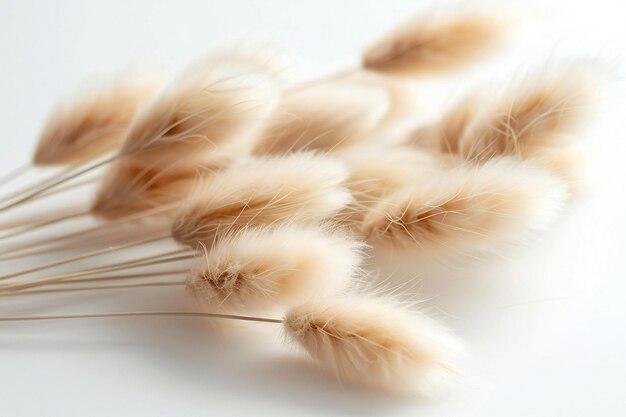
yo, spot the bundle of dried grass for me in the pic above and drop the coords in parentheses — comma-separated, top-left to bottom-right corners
(0, 5, 604, 400)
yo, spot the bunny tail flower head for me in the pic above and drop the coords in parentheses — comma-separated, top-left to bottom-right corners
(253, 79, 390, 155)
(90, 158, 206, 220)
(118, 50, 281, 167)
(34, 78, 159, 166)
(284, 295, 464, 396)
(171, 152, 352, 248)
(187, 224, 365, 311)
(360, 159, 568, 253)
(456, 63, 604, 163)
(362, 9, 507, 76)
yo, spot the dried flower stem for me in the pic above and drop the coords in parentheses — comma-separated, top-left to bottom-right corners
(0, 281, 185, 297)
(0, 251, 194, 293)
(0, 311, 283, 324)
(0, 234, 171, 282)
(0, 203, 176, 258)
(0, 209, 90, 241)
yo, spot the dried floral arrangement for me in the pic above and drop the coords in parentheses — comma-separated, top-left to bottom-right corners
(0, 8, 604, 397)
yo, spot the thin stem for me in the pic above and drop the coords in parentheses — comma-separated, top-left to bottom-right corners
(33, 176, 99, 201)
(0, 163, 32, 189)
(0, 209, 90, 241)
(0, 165, 75, 205)
(0, 156, 115, 213)
(0, 234, 172, 282)
(0, 311, 283, 324)
(58, 270, 187, 285)
(0, 204, 175, 258)
(0, 229, 157, 261)
(0, 281, 185, 297)
(0, 251, 194, 292)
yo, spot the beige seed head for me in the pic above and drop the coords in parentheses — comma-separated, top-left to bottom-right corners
(171, 152, 352, 248)
(360, 158, 568, 252)
(34, 78, 159, 166)
(457, 63, 603, 162)
(284, 295, 463, 396)
(252, 79, 390, 155)
(187, 224, 365, 311)
(119, 51, 280, 166)
(362, 9, 506, 76)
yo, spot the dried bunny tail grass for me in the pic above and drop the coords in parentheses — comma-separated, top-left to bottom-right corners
(91, 143, 241, 220)
(360, 158, 568, 253)
(34, 77, 160, 166)
(90, 158, 199, 220)
(119, 49, 281, 166)
(335, 145, 438, 223)
(187, 223, 366, 311)
(338, 145, 437, 200)
(458, 62, 605, 162)
(171, 152, 352, 247)
(252, 79, 390, 155)
(362, 8, 507, 76)
(407, 92, 482, 154)
(284, 295, 463, 396)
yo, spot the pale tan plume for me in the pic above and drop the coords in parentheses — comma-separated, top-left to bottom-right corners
(284, 295, 463, 396)
(455, 64, 601, 162)
(187, 224, 364, 311)
(252, 78, 391, 155)
(360, 158, 568, 252)
(171, 152, 352, 248)
(90, 157, 207, 220)
(362, 9, 506, 76)
(335, 145, 438, 223)
(34, 78, 160, 166)
(119, 51, 280, 167)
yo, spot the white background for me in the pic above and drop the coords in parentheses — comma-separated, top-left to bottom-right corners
(1, 1, 625, 416)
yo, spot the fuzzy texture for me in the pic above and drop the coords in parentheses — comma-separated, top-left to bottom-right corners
(253, 79, 389, 155)
(34, 79, 158, 166)
(284, 295, 463, 396)
(452, 64, 600, 162)
(119, 51, 279, 166)
(336, 145, 438, 223)
(171, 152, 352, 248)
(362, 10, 504, 76)
(360, 158, 568, 252)
(187, 224, 365, 311)
(91, 153, 230, 220)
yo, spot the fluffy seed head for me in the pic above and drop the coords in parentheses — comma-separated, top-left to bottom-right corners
(253, 79, 389, 155)
(338, 145, 437, 201)
(119, 51, 279, 166)
(458, 64, 601, 162)
(91, 158, 203, 220)
(336, 145, 438, 223)
(34, 79, 158, 166)
(171, 152, 352, 248)
(362, 9, 505, 76)
(187, 224, 365, 311)
(284, 296, 463, 396)
(91, 142, 239, 220)
(360, 158, 568, 252)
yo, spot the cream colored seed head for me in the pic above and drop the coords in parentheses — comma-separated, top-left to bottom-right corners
(284, 295, 463, 396)
(253, 79, 390, 155)
(34, 79, 159, 166)
(187, 224, 365, 311)
(171, 152, 352, 248)
(360, 158, 568, 253)
(119, 51, 280, 166)
(362, 9, 506, 76)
